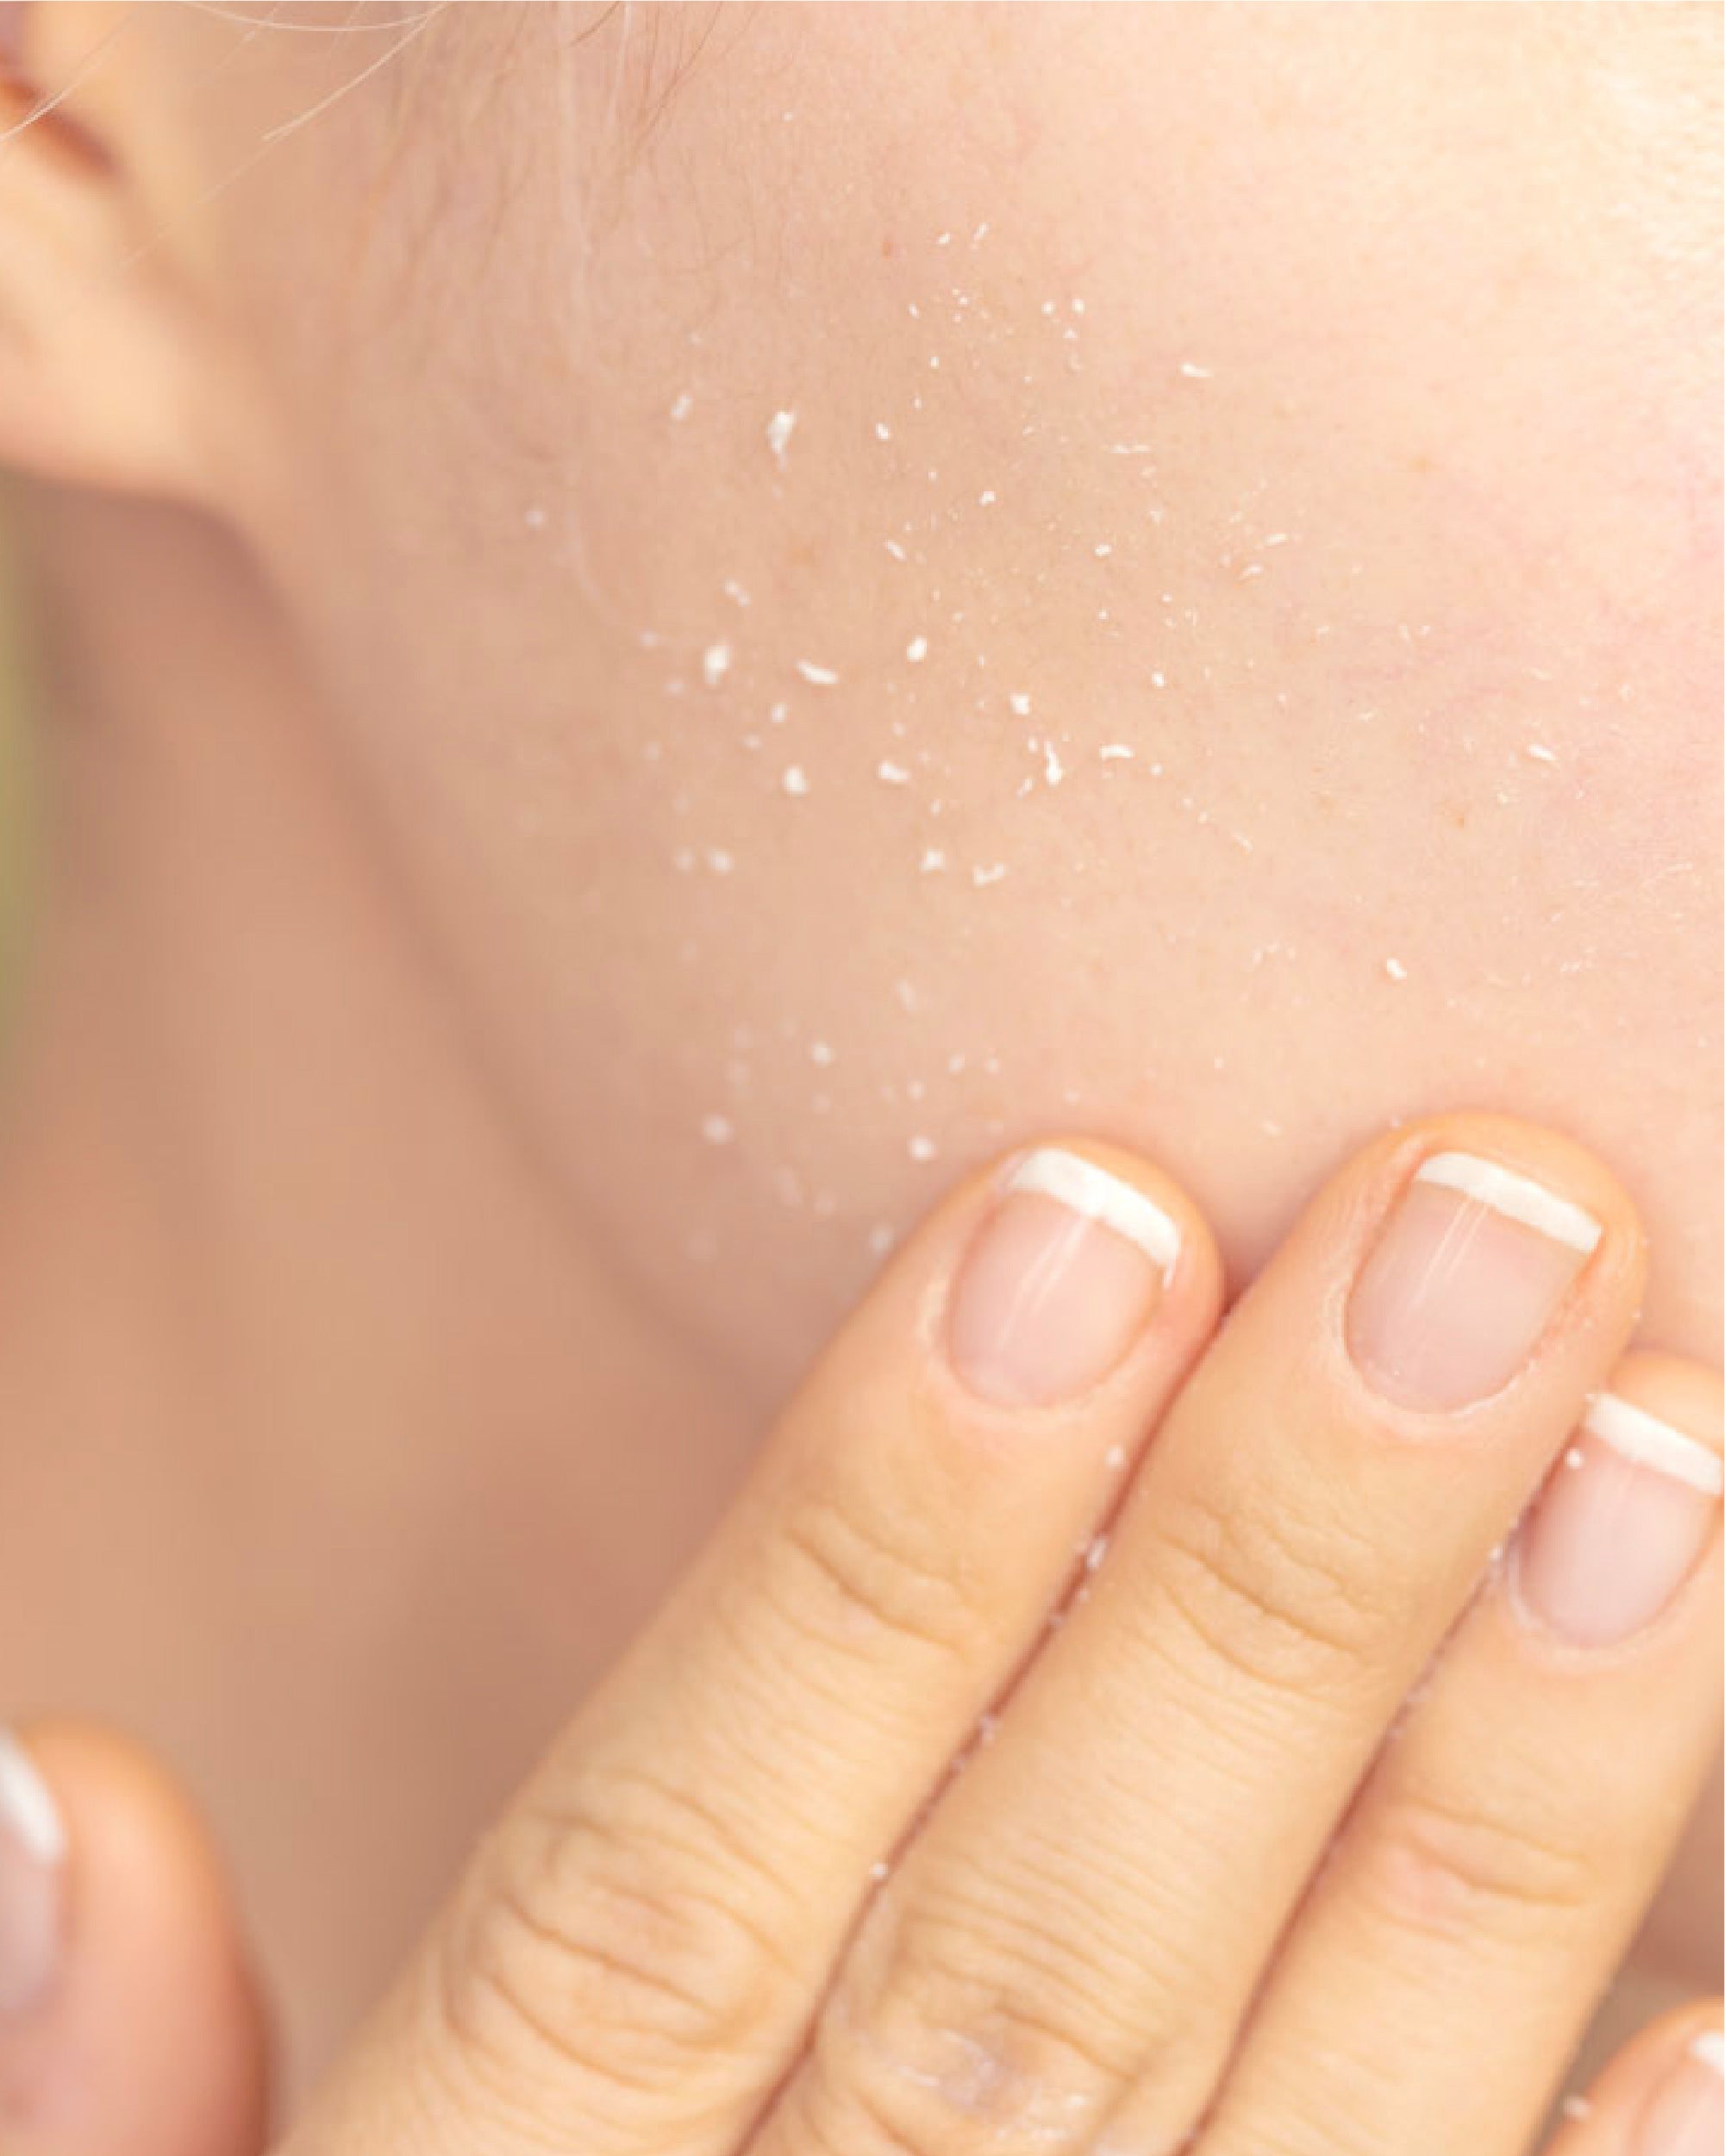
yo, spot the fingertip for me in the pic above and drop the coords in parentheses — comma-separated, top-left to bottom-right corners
(1603, 1352, 1725, 1464)
(1004, 1134, 1227, 1314)
(1548, 2000, 1723, 2153)
(0, 1721, 270, 2155)
(936, 1137, 1224, 1411)
(1382, 1112, 1649, 1294)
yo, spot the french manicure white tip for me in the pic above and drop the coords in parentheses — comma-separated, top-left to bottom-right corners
(1414, 1153, 1603, 1255)
(1005, 1149, 1182, 1278)
(1582, 1394, 1725, 1497)
(0, 1733, 66, 1867)
(1690, 2028, 1725, 2076)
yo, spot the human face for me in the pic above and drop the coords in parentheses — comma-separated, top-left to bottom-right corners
(150, 3, 1720, 1395)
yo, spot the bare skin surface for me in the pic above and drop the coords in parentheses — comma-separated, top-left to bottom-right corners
(1, 0, 1718, 2089)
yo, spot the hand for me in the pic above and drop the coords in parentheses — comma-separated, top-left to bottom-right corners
(3, 1115, 1719, 2155)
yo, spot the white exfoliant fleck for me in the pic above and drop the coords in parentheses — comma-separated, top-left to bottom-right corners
(1384, 957, 1409, 981)
(866, 1222, 896, 1257)
(1525, 741, 1559, 764)
(1008, 690, 1032, 717)
(978, 488, 997, 506)
(908, 1134, 938, 1163)
(906, 634, 928, 663)
(766, 408, 797, 469)
(1094, 541, 1113, 558)
(884, 538, 908, 561)
(1103, 1443, 1128, 1472)
(874, 420, 892, 441)
(768, 701, 789, 724)
(1178, 359, 1213, 378)
(1042, 741, 1066, 787)
(669, 391, 694, 422)
(972, 863, 1008, 887)
(1084, 1534, 1109, 1574)
(920, 847, 947, 873)
(1098, 744, 1134, 761)
(704, 847, 734, 875)
(878, 760, 912, 786)
(1150, 670, 1167, 689)
(869, 1859, 891, 1884)
(782, 765, 809, 797)
(935, 229, 952, 246)
(700, 1113, 734, 1145)
(894, 978, 920, 1013)
(809, 1040, 834, 1066)
(722, 578, 751, 608)
(703, 641, 732, 688)
(797, 659, 841, 686)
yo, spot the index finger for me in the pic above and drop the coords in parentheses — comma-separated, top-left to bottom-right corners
(295, 1140, 1221, 2156)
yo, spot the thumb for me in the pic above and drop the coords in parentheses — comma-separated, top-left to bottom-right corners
(0, 1722, 270, 2155)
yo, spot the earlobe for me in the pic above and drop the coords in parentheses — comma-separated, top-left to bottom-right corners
(0, 5, 252, 511)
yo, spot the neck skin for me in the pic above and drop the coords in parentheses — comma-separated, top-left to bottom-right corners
(0, 487, 756, 2078)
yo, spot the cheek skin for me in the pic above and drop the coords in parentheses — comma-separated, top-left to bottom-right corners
(509, 11, 1718, 1397)
(230, 6, 1720, 1401)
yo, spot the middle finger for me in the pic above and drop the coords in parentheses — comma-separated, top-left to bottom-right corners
(756, 1113, 1646, 2156)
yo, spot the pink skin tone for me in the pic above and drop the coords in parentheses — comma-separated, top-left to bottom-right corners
(4, 0, 1718, 2084)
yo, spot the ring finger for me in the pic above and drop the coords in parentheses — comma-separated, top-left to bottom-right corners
(1185, 1351, 1722, 2156)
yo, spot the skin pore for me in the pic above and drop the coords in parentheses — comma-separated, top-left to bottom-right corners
(2, 0, 1719, 2088)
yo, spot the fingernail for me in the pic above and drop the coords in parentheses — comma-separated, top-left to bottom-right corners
(1635, 2027, 1723, 2156)
(1516, 1394, 1722, 1646)
(1347, 1152, 1602, 1411)
(0, 1733, 64, 2017)
(947, 1148, 1179, 1407)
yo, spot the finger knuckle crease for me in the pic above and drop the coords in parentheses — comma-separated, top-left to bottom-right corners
(1367, 1787, 1600, 1943)
(434, 1793, 790, 2096)
(773, 1488, 989, 1666)
(1148, 1489, 1386, 1697)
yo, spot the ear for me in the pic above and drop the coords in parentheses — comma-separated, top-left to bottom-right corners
(0, 4, 252, 508)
